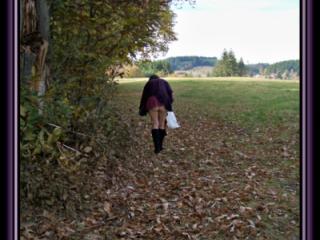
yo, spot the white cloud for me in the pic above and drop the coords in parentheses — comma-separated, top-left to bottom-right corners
(161, 0, 299, 63)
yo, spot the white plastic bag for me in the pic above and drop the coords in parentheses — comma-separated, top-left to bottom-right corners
(166, 111, 180, 129)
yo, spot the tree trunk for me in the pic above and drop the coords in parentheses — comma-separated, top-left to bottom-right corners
(20, 0, 50, 99)
(20, 0, 51, 115)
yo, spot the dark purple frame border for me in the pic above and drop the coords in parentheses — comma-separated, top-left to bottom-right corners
(4, 0, 315, 239)
(303, 0, 315, 239)
(5, 0, 17, 239)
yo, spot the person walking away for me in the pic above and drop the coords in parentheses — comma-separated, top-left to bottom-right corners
(139, 75, 174, 154)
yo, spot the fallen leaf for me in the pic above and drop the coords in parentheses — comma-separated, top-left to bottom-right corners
(103, 201, 112, 216)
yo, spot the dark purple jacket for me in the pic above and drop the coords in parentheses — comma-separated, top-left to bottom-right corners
(139, 78, 173, 116)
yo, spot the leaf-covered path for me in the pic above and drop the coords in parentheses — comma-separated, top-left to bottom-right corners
(75, 88, 299, 239)
(21, 81, 299, 240)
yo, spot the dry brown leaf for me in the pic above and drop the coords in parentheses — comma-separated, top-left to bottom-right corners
(103, 201, 112, 216)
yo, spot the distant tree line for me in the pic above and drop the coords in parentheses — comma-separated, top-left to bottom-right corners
(246, 63, 270, 76)
(265, 60, 299, 79)
(138, 60, 173, 76)
(166, 56, 218, 71)
(124, 56, 217, 77)
(123, 60, 172, 77)
(247, 60, 299, 79)
(123, 52, 299, 80)
(212, 50, 247, 77)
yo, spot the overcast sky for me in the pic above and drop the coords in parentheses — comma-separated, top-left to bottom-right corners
(157, 0, 299, 64)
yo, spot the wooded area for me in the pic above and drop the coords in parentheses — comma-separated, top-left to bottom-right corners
(20, 0, 192, 167)
(20, 0, 195, 237)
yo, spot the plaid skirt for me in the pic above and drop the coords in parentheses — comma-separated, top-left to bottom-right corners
(146, 96, 163, 111)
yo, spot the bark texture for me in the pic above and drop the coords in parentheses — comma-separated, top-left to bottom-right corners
(20, 0, 50, 98)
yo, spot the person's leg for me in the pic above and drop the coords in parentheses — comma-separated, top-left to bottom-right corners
(158, 106, 167, 130)
(149, 108, 160, 129)
(149, 107, 161, 153)
(158, 106, 167, 150)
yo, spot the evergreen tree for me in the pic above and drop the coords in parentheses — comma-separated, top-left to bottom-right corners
(238, 58, 247, 76)
(212, 49, 240, 77)
(226, 50, 239, 76)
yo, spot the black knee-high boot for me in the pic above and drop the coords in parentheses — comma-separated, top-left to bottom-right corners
(151, 129, 161, 154)
(159, 129, 167, 151)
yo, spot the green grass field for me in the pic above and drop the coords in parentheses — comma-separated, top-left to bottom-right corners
(117, 77, 299, 131)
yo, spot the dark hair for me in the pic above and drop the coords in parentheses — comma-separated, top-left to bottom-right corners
(149, 74, 159, 80)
